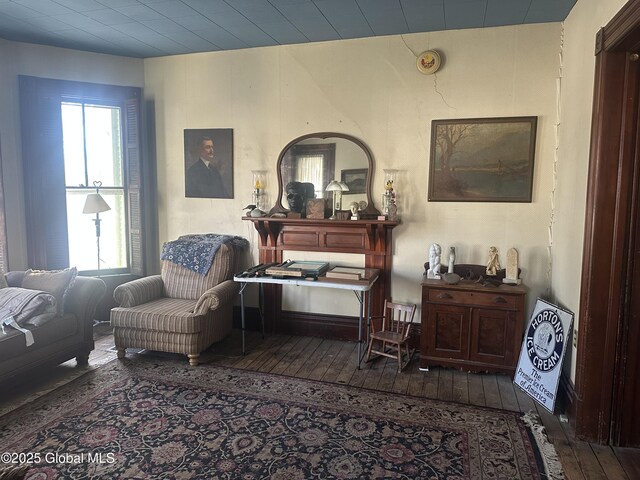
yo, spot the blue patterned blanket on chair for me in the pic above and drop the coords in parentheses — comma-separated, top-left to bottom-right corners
(160, 234, 249, 276)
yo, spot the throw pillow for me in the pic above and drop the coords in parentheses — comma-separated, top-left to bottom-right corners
(0, 269, 7, 289)
(21, 267, 77, 315)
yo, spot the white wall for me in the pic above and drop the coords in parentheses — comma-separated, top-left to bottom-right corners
(0, 39, 144, 270)
(145, 23, 561, 318)
(554, 0, 628, 382)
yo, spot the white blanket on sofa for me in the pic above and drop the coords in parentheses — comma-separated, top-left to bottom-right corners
(0, 287, 57, 346)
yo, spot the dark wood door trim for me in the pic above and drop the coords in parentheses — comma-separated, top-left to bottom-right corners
(576, 0, 640, 443)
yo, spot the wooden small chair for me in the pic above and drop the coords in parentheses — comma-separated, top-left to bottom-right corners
(365, 300, 417, 372)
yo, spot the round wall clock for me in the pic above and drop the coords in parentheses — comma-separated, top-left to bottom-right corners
(417, 50, 442, 75)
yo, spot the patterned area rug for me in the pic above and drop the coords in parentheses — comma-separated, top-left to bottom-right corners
(0, 359, 553, 479)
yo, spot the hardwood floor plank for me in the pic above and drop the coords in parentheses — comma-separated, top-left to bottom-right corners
(348, 359, 370, 388)
(294, 339, 334, 379)
(451, 370, 469, 404)
(391, 355, 414, 395)
(537, 408, 586, 480)
(496, 374, 520, 412)
(538, 406, 569, 442)
(571, 440, 607, 478)
(281, 337, 323, 377)
(553, 439, 587, 480)
(436, 368, 453, 401)
(481, 374, 502, 409)
(242, 334, 292, 371)
(467, 371, 485, 407)
(269, 336, 317, 375)
(377, 357, 398, 392)
(614, 447, 640, 480)
(307, 340, 344, 381)
(233, 334, 284, 369)
(361, 356, 387, 390)
(406, 362, 426, 397)
(321, 341, 356, 383)
(208, 330, 262, 366)
(256, 336, 302, 373)
(422, 367, 440, 399)
(513, 382, 537, 413)
(333, 343, 360, 385)
(591, 444, 628, 480)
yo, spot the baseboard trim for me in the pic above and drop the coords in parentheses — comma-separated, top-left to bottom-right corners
(559, 371, 577, 421)
(234, 309, 421, 348)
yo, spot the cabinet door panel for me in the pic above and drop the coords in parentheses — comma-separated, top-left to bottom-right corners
(424, 304, 469, 359)
(469, 308, 515, 366)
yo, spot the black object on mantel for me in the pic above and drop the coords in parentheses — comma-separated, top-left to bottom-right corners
(423, 263, 521, 287)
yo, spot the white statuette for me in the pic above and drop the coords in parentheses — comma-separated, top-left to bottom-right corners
(448, 247, 456, 274)
(503, 248, 521, 285)
(427, 243, 442, 279)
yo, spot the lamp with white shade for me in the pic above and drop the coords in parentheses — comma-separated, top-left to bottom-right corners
(83, 180, 111, 274)
(325, 180, 350, 220)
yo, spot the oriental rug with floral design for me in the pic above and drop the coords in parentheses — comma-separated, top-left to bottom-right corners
(0, 358, 553, 479)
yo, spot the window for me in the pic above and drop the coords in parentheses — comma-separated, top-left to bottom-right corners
(282, 143, 336, 199)
(19, 76, 144, 276)
(294, 154, 325, 198)
(62, 102, 127, 272)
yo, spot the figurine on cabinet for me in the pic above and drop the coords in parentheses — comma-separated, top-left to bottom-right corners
(427, 243, 442, 279)
(503, 248, 522, 285)
(448, 246, 456, 273)
(486, 246, 501, 276)
(349, 201, 360, 220)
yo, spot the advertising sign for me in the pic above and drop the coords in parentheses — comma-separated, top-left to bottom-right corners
(514, 298, 574, 413)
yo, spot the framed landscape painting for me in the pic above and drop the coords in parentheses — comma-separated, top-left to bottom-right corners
(428, 117, 537, 202)
(341, 168, 367, 194)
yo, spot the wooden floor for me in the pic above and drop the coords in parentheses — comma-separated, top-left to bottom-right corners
(3, 325, 640, 480)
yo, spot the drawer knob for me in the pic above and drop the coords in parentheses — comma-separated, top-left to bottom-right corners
(437, 292, 453, 299)
(493, 296, 508, 304)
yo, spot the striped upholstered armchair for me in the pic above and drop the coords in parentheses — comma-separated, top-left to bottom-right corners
(110, 241, 240, 366)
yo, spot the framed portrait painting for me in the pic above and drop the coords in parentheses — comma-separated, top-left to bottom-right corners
(184, 128, 233, 199)
(428, 117, 537, 202)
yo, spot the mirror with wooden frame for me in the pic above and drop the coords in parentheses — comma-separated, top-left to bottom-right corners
(270, 132, 380, 218)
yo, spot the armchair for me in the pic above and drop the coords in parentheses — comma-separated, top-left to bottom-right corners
(110, 242, 239, 366)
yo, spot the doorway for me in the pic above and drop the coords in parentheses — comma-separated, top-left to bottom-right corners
(576, 0, 640, 446)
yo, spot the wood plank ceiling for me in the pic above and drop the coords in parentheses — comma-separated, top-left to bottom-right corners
(0, 0, 577, 58)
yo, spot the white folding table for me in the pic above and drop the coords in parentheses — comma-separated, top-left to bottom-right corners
(233, 269, 380, 369)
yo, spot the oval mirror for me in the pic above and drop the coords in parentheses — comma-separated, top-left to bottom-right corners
(271, 132, 380, 218)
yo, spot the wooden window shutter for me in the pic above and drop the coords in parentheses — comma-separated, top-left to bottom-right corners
(124, 95, 145, 276)
(19, 76, 69, 270)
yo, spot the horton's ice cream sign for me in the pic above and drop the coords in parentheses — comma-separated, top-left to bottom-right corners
(514, 299, 574, 413)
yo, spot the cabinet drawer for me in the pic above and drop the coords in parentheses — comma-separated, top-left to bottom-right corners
(427, 289, 518, 309)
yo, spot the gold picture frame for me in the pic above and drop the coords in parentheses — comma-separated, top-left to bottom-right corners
(428, 116, 537, 202)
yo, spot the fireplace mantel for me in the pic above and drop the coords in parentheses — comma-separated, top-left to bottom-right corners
(244, 216, 399, 338)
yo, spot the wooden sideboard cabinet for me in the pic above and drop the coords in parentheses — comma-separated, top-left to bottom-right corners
(420, 277, 527, 375)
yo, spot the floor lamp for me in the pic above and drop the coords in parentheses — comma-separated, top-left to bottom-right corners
(82, 181, 111, 275)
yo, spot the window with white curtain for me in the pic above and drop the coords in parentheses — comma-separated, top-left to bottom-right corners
(295, 154, 324, 198)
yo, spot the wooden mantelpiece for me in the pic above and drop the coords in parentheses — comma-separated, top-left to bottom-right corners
(244, 216, 399, 337)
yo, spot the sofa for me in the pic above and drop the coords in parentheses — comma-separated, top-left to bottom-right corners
(0, 270, 106, 384)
